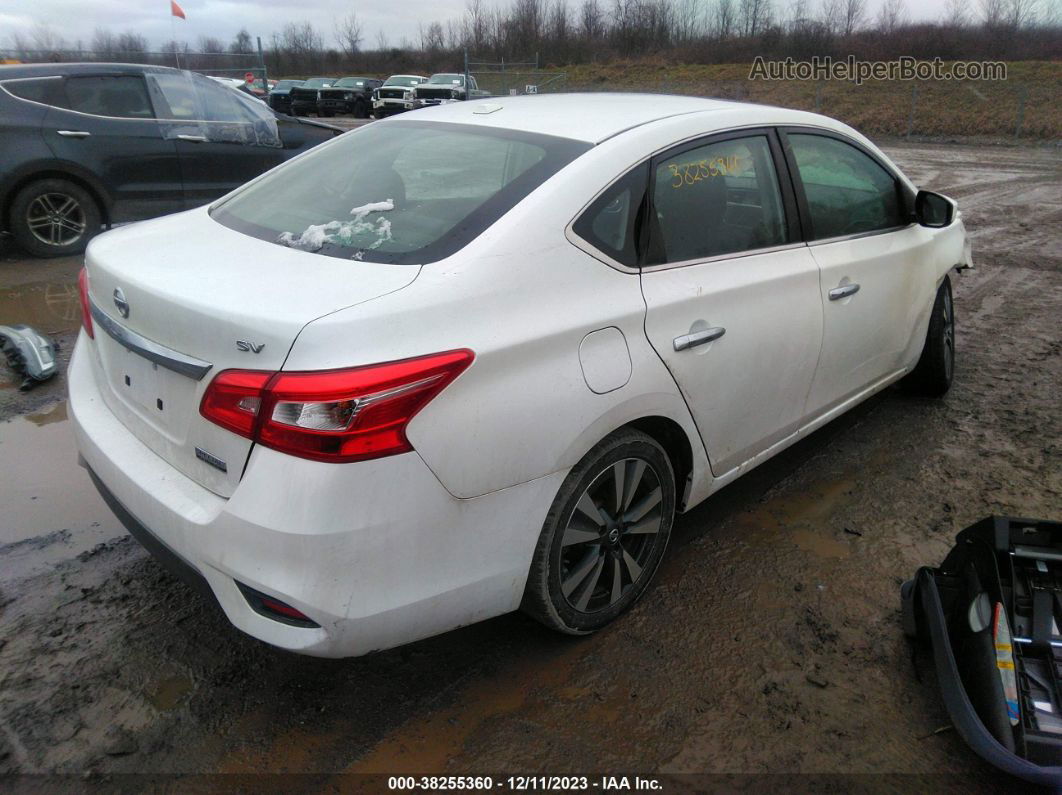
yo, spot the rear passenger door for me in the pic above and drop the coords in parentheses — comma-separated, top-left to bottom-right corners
(638, 130, 824, 476)
(780, 129, 934, 417)
(42, 73, 183, 221)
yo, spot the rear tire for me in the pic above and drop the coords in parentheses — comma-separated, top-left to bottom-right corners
(521, 429, 675, 635)
(10, 178, 101, 258)
(902, 276, 955, 397)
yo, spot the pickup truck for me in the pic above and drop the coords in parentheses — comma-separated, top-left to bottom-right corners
(413, 73, 490, 108)
(317, 76, 383, 118)
(372, 74, 427, 118)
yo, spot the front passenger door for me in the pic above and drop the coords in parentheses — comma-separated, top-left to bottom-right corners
(639, 131, 824, 476)
(782, 131, 937, 418)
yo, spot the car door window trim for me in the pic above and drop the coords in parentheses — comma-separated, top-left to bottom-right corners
(568, 126, 805, 273)
(778, 125, 915, 245)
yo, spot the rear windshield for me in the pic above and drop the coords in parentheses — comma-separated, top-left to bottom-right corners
(302, 78, 332, 88)
(211, 120, 590, 264)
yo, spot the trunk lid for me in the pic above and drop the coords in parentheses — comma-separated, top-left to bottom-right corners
(84, 207, 420, 497)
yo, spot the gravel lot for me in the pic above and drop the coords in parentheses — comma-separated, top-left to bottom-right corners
(0, 141, 1059, 787)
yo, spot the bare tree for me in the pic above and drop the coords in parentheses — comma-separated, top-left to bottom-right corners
(466, 0, 491, 50)
(1005, 0, 1041, 27)
(942, 0, 971, 26)
(419, 21, 446, 53)
(10, 31, 33, 60)
(839, 0, 865, 34)
(230, 29, 253, 55)
(711, 0, 737, 37)
(198, 35, 225, 54)
(337, 11, 364, 56)
(375, 29, 390, 51)
(980, 0, 1007, 26)
(30, 23, 67, 54)
(580, 0, 606, 40)
(91, 28, 117, 60)
(818, 0, 843, 33)
(740, 0, 773, 35)
(876, 0, 906, 32)
(279, 22, 324, 71)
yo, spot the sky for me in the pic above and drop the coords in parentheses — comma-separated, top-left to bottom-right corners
(3, 0, 954, 54)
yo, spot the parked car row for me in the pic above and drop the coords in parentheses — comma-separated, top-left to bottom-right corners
(0, 63, 341, 256)
(268, 72, 490, 119)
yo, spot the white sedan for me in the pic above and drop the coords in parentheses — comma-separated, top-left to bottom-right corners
(70, 94, 971, 657)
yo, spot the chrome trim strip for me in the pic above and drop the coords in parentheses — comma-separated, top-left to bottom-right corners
(808, 223, 916, 247)
(88, 295, 213, 381)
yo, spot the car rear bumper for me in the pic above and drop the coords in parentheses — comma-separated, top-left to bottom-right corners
(68, 333, 565, 657)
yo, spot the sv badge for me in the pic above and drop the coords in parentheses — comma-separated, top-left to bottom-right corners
(236, 340, 265, 354)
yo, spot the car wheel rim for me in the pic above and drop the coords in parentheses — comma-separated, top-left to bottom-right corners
(559, 457, 663, 614)
(943, 288, 954, 380)
(26, 193, 86, 247)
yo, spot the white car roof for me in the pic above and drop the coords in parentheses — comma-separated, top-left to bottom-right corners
(410, 92, 840, 144)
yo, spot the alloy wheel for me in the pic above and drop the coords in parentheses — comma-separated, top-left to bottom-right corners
(559, 458, 664, 613)
(26, 193, 86, 248)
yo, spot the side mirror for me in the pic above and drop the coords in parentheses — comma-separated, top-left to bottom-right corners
(915, 190, 955, 228)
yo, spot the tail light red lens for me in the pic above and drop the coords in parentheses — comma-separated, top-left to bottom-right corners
(77, 267, 94, 339)
(199, 349, 474, 463)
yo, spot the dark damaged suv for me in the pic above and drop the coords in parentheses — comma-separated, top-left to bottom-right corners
(316, 76, 382, 118)
(0, 63, 340, 257)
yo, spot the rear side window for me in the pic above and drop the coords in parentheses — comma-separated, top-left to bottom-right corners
(572, 165, 648, 267)
(146, 71, 280, 148)
(648, 135, 787, 264)
(787, 134, 904, 240)
(211, 120, 590, 264)
(63, 75, 154, 119)
(3, 77, 62, 105)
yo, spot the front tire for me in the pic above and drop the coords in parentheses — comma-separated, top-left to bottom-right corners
(10, 178, 101, 258)
(522, 429, 676, 634)
(353, 99, 369, 119)
(903, 276, 955, 397)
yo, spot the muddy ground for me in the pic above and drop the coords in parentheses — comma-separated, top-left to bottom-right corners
(0, 141, 1059, 790)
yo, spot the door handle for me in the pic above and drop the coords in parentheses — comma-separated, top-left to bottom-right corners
(673, 326, 726, 351)
(56, 130, 91, 138)
(828, 283, 861, 301)
(176, 134, 208, 143)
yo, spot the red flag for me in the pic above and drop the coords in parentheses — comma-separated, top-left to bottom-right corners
(170, 0, 186, 20)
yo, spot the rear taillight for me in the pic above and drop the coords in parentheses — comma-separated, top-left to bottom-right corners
(78, 267, 94, 339)
(199, 349, 473, 463)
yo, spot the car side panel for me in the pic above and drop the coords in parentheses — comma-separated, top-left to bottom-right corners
(41, 105, 183, 222)
(282, 125, 717, 502)
(0, 92, 51, 225)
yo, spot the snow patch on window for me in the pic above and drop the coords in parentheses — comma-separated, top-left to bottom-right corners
(278, 199, 395, 253)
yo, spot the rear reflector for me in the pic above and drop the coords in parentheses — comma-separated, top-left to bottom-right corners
(78, 267, 94, 339)
(235, 581, 320, 628)
(199, 349, 474, 463)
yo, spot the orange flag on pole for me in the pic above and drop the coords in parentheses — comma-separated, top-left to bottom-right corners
(171, 0, 186, 19)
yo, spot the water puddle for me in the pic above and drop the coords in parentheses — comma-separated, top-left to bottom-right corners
(0, 281, 82, 334)
(146, 674, 194, 711)
(0, 402, 120, 582)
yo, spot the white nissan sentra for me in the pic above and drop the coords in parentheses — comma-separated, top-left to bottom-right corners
(70, 94, 971, 657)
